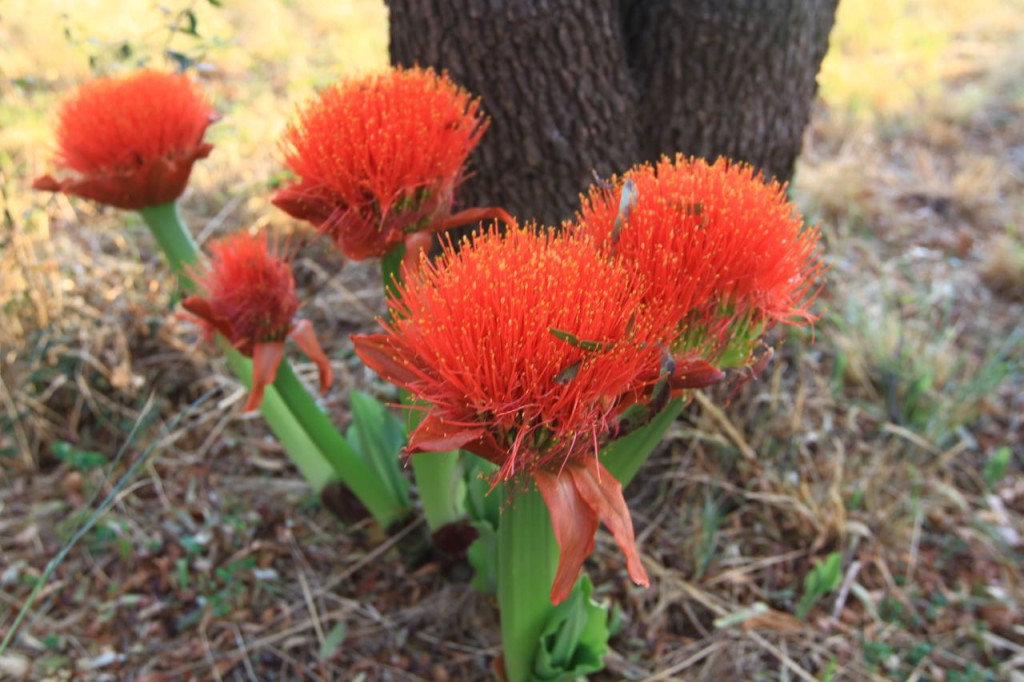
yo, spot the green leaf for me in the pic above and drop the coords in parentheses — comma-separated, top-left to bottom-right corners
(464, 456, 501, 594)
(319, 622, 347, 660)
(820, 658, 838, 682)
(52, 440, 107, 471)
(165, 50, 195, 73)
(466, 519, 498, 594)
(614, 402, 652, 436)
(982, 446, 1012, 490)
(180, 9, 200, 37)
(532, 575, 611, 681)
(602, 398, 684, 486)
(464, 454, 500, 526)
(795, 552, 843, 620)
(410, 450, 466, 531)
(347, 391, 410, 507)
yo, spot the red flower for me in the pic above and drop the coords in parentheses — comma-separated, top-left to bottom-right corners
(576, 155, 823, 366)
(182, 232, 332, 412)
(273, 67, 488, 261)
(33, 70, 216, 210)
(353, 226, 673, 603)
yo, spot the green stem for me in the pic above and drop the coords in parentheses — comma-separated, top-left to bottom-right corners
(220, 343, 335, 488)
(381, 242, 405, 306)
(498, 484, 559, 682)
(139, 202, 200, 288)
(602, 398, 684, 486)
(275, 361, 407, 526)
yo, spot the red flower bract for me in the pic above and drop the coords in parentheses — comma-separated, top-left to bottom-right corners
(33, 70, 216, 210)
(182, 232, 332, 412)
(273, 67, 487, 260)
(352, 226, 667, 603)
(576, 155, 823, 366)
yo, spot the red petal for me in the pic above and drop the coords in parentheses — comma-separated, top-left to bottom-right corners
(568, 459, 649, 589)
(670, 356, 726, 391)
(271, 181, 335, 226)
(351, 334, 420, 386)
(32, 175, 63, 192)
(181, 296, 235, 340)
(427, 206, 516, 234)
(288, 319, 334, 395)
(408, 414, 488, 453)
(402, 232, 434, 273)
(534, 469, 599, 605)
(458, 430, 508, 465)
(246, 341, 285, 412)
(33, 145, 213, 210)
(33, 173, 135, 209)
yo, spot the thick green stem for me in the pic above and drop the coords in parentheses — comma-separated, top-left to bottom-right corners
(602, 398, 684, 486)
(220, 343, 335, 488)
(139, 202, 200, 288)
(275, 361, 407, 526)
(498, 484, 559, 682)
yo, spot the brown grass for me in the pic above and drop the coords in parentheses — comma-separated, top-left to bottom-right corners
(2, 1, 1022, 680)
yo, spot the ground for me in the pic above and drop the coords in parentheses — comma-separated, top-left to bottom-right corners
(1, 1, 1022, 680)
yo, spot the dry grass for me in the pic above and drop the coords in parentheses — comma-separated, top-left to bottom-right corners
(2, 1, 1023, 680)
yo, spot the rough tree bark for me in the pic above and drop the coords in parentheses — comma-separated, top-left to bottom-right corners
(387, 0, 838, 226)
(387, 0, 636, 227)
(621, 0, 840, 182)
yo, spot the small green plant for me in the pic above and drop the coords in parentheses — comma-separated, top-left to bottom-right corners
(982, 446, 1012, 490)
(795, 552, 843, 620)
(52, 440, 108, 471)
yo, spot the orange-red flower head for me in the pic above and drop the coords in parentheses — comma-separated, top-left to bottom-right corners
(183, 232, 332, 412)
(353, 225, 666, 602)
(33, 70, 216, 210)
(576, 155, 824, 366)
(273, 67, 487, 261)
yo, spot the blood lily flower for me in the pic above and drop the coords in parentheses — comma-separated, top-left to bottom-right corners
(576, 155, 824, 367)
(273, 67, 508, 264)
(182, 232, 332, 412)
(33, 70, 216, 210)
(352, 226, 680, 603)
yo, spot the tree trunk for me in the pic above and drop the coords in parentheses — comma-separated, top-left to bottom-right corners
(387, 0, 837, 225)
(388, 0, 639, 227)
(621, 0, 840, 181)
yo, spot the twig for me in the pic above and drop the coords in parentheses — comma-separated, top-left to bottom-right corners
(693, 391, 759, 465)
(831, 559, 863, 619)
(232, 624, 259, 682)
(745, 630, 819, 682)
(639, 640, 727, 681)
